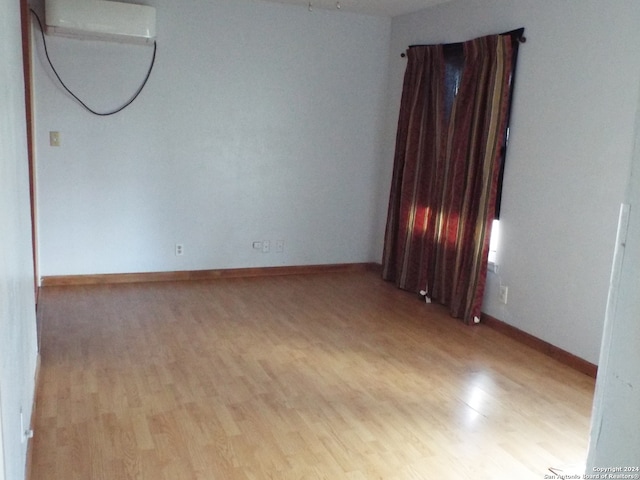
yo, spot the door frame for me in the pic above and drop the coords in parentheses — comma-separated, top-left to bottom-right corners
(20, 0, 38, 302)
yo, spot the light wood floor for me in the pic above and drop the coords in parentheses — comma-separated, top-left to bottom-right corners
(30, 270, 595, 480)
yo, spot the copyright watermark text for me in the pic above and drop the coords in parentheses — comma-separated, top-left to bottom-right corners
(544, 466, 640, 480)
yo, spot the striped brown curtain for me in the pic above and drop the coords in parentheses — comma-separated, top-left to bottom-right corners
(382, 33, 516, 324)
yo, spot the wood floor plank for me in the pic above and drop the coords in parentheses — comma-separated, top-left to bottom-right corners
(30, 271, 594, 479)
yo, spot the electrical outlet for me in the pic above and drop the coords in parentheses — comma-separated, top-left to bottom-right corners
(275, 240, 284, 253)
(499, 285, 508, 304)
(262, 240, 270, 253)
(21, 409, 33, 443)
(252, 241, 263, 250)
(175, 243, 184, 256)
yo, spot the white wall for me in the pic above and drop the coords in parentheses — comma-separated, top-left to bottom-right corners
(587, 89, 640, 469)
(381, 0, 640, 364)
(0, 0, 39, 478)
(32, 0, 391, 277)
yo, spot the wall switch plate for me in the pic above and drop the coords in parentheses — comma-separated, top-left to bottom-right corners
(49, 131, 60, 147)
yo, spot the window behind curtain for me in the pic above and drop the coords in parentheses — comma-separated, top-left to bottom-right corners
(440, 31, 523, 220)
(443, 32, 521, 268)
(440, 34, 521, 267)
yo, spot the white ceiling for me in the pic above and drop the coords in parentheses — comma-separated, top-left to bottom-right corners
(261, 0, 453, 17)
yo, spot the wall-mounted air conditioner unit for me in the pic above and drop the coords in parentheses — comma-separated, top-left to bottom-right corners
(45, 0, 156, 44)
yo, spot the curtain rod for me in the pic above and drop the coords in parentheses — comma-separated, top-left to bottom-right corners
(401, 27, 525, 58)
